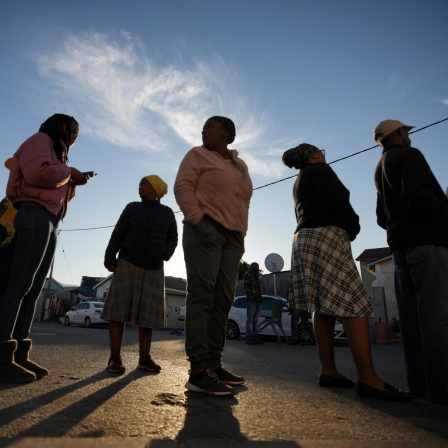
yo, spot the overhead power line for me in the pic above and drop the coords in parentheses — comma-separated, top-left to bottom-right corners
(60, 117, 448, 232)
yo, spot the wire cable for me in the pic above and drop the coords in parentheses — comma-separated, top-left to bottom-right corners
(60, 117, 448, 231)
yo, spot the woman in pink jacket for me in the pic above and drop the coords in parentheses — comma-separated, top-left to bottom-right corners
(0, 114, 91, 384)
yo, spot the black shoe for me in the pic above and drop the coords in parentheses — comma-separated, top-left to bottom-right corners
(254, 339, 264, 345)
(319, 373, 355, 388)
(355, 381, 416, 401)
(245, 339, 256, 345)
(213, 367, 245, 385)
(287, 339, 299, 345)
(185, 369, 235, 396)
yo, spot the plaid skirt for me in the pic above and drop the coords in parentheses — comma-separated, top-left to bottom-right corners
(101, 258, 165, 327)
(288, 226, 373, 318)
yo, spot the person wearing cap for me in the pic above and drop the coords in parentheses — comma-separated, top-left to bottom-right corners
(374, 119, 448, 406)
(0, 114, 91, 384)
(174, 116, 253, 396)
(283, 143, 415, 402)
(101, 175, 178, 374)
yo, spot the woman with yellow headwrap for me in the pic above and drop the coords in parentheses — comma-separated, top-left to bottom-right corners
(101, 175, 178, 373)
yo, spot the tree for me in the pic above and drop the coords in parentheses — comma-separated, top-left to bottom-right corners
(238, 260, 264, 279)
(238, 260, 250, 279)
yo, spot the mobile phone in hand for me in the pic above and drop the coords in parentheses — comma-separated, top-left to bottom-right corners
(82, 171, 97, 176)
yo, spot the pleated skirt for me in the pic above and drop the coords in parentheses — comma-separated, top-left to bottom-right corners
(101, 258, 165, 328)
(288, 226, 373, 317)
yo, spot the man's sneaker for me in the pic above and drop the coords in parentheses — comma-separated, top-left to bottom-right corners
(138, 355, 161, 372)
(254, 339, 264, 345)
(185, 369, 235, 396)
(213, 366, 245, 385)
(246, 339, 256, 345)
(107, 355, 125, 373)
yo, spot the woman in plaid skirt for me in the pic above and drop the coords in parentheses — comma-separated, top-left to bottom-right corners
(282, 143, 414, 402)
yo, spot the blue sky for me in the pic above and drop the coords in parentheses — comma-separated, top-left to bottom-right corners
(1, 0, 447, 286)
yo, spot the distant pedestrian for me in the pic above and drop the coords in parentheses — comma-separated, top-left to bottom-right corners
(0, 114, 91, 384)
(102, 175, 178, 374)
(283, 143, 414, 401)
(174, 116, 253, 396)
(288, 309, 310, 346)
(243, 262, 263, 345)
(373, 119, 448, 406)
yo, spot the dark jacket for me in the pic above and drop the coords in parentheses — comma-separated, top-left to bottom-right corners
(104, 199, 178, 270)
(375, 145, 448, 251)
(243, 269, 261, 302)
(293, 162, 360, 241)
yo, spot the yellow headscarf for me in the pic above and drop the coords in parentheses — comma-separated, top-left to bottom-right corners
(145, 175, 168, 199)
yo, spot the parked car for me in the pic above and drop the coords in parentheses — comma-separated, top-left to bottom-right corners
(64, 301, 107, 328)
(226, 295, 346, 344)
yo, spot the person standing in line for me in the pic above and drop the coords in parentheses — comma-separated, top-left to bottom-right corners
(174, 116, 253, 396)
(373, 119, 448, 406)
(101, 175, 178, 374)
(243, 262, 263, 345)
(288, 309, 310, 346)
(0, 114, 90, 384)
(282, 143, 414, 401)
(0, 158, 17, 300)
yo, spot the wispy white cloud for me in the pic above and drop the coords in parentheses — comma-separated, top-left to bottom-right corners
(442, 98, 448, 105)
(35, 30, 276, 176)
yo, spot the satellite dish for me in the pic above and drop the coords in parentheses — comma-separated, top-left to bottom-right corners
(265, 253, 284, 273)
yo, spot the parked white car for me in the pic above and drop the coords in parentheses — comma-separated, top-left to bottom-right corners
(226, 295, 346, 343)
(64, 301, 107, 328)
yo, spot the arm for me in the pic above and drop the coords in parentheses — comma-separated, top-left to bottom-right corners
(313, 164, 360, 240)
(163, 211, 178, 261)
(173, 150, 203, 225)
(19, 134, 71, 188)
(401, 149, 448, 221)
(376, 192, 387, 229)
(104, 206, 131, 271)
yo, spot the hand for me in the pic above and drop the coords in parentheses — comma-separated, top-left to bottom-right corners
(70, 167, 89, 186)
(106, 265, 117, 273)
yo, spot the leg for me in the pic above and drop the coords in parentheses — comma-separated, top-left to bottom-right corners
(246, 301, 257, 342)
(342, 316, 383, 388)
(299, 310, 309, 345)
(14, 226, 58, 340)
(288, 308, 299, 344)
(183, 218, 222, 374)
(139, 327, 153, 358)
(137, 327, 161, 372)
(208, 228, 244, 370)
(0, 239, 15, 299)
(393, 249, 426, 392)
(109, 321, 125, 356)
(313, 312, 340, 377)
(252, 301, 262, 341)
(403, 245, 448, 402)
(0, 202, 55, 341)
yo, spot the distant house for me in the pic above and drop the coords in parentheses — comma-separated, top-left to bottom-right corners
(34, 277, 73, 322)
(92, 275, 187, 329)
(77, 275, 104, 298)
(355, 247, 398, 323)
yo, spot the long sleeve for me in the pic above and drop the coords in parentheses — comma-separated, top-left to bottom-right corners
(104, 206, 130, 269)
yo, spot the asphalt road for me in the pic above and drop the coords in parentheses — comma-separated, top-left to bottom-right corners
(0, 322, 447, 448)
